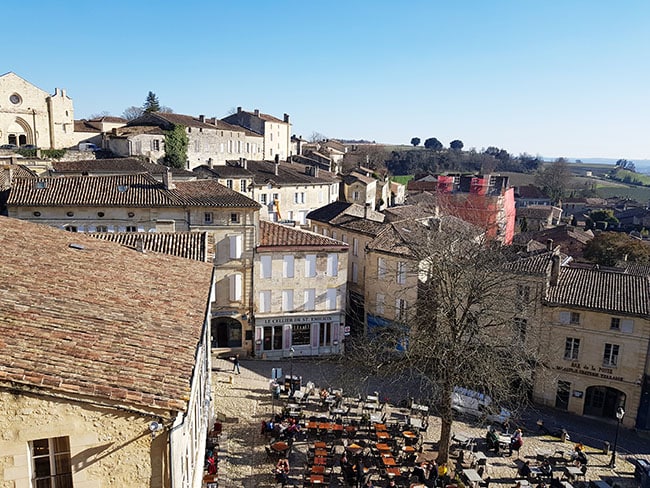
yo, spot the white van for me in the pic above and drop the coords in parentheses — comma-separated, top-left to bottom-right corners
(78, 142, 99, 152)
(451, 386, 511, 425)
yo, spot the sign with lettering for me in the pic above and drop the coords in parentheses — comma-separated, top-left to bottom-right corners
(255, 314, 339, 325)
(556, 362, 624, 383)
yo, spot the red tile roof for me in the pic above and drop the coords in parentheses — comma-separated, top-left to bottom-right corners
(258, 221, 347, 251)
(0, 216, 214, 414)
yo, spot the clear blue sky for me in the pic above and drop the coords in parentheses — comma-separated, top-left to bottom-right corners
(6, 0, 649, 160)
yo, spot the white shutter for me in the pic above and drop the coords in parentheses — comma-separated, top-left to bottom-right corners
(283, 255, 294, 278)
(326, 288, 337, 310)
(259, 291, 271, 313)
(621, 319, 634, 333)
(87, 225, 96, 232)
(559, 312, 571, 324)
(327, 254, 338, 276)
(282, 290, 294, 311)
(260, 255, 272, 278)
(137, 225, 145, 232)
(304, 289, 315, 311)
(229, 274, 242, 301)
(376, 293, 385, 314)
(229, 235, 242, 259)
(378, 257, 386, 279)
(305, 254, 316, 277)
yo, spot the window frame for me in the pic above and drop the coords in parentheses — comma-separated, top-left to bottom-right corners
(603, 343, 619, 367)
(564, 337, 580, 360)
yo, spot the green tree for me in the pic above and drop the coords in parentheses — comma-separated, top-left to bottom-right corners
(584, 232, 650, 266)
(410, 137, 421, 147)
(535, 159, 571, 204)
(450, 139, 464, 151)
(164, 124, 188, 169)
(585, 209, 619, 230)
(143, 91, 161, 113)
(424, 137, 443, 151)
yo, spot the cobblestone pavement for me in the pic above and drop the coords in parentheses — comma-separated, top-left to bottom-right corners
(210, 356, 647, 488)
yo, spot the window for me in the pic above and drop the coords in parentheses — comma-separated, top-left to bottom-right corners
(230, 213, 240, 223)
(341, 234, 347, 243)
(282, 290, 294, 311)
(204, 212, 213, 224)
(194, 140, 200, 151)
(352, 190, 360, 201)
(260, 255, 272, 278)
(294, 192, 305, 204)
(125, 226, 137, 232)
(319, 322, 332, 346)
(396, 298, 407, 320)
(326, 254, 338, 276)
(377, 257, 386, 279)
(292, 324, 310, 345)
(283, 255, 295, 278)
(603, 343, 619, 367)
(95, 225, 108, 233)
(305, 254, 316, 277)
(376, 293, 385, 315)
(304, 289, 316, 311)
(64, 225, 77, 232)
(152, 139, 160, 151)
(259, 290, 271, 313)
(260, 194, 268, 205)
(516, 284, 530, 310)
(229, 235, 242, 259)
(240, 180, 247, 192)
(31, 436, 72, 488)
(352, 238, 358, 257)
(226, 179, 233, 189)
(396, 261, 406, 284)
(610, 318, 620, 330)
(332, 231, 337, 240)
(326, 288, 337, 309)
(263, 325, 283, 350)
(351, 262, 358, 283)
(570, 312, 580, 324)
(229, 273, 242, 301)
(564, 337, 580, 360)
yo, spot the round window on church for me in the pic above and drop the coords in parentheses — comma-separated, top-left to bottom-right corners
(9, 93, 22, 105)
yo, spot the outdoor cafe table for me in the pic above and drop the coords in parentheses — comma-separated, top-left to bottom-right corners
(314, 448, 328, 457)
(402, 431, 417, 440)
(313, 456, 327, 465)
(311, 465, 325, 474)
(314, 441, 327, 449)
(497, 434, 511, 449)
(376, 431, 391, 440)
(564, 466, 583, 480)
(347, 444, 363, 455)
(409, 417, 425, 430)
(271, 441, 289, 452)
(381, 455, 397, 466)
(375, 423, 387, 431)
(385, 467, 401, 477)
(310, 474, 325, 484)
(401, 445, 416, 454)
(376, 443, 392, 452)
(462, 468, 483, 487)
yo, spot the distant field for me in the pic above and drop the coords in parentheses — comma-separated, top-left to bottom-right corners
(391, 175, 414, 185)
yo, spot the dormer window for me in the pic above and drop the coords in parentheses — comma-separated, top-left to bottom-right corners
(36, 181, 47, 189)
(117, 185, 128, 192)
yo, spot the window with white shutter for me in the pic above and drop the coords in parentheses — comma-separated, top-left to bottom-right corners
(260, 255, 272, 278)
(304, 289, 316, 311)
(326, 288, 337, 309)
(229, 235, 242, 259)
(283, 255, 295, 278)
(229, 273, 242, 301)
(327, 254, 338, 276)
(282, 290, 294, 311)
(259, 290, 271, 313)
(305, 254, 316, 277)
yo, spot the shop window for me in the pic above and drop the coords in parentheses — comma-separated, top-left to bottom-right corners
(291, 324, 310, 346)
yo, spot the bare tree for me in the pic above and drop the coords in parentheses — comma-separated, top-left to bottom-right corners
(309, 131, 326, 142)
(122, 106, 144, 121)
(535, 158, 571, 204)
(88, 111, 111, 119)
(344, 213, 544, 464)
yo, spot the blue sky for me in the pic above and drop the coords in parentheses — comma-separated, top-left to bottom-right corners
(6, 1, 649, 160)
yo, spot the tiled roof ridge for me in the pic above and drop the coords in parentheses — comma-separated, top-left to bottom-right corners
(259, 220, 348, 248)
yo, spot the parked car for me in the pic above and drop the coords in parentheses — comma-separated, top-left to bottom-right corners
(78, 142, 100, 152)
(452, 386, 512, 426)
(20, 144, 38, 150)
(1, 144, 18, 150)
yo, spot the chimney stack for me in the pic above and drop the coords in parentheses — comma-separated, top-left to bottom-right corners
(135, 237, 145, 253)
(163, 168, 175, 190)
(364, 203, 370, 219)
(254, 109, 260, 116)
(199, 114, 205, 123)
(546, 238, 554, 251)
(237, 106, 242, 113)
(208, 158, 213, 169)
(274, 160, 279, 176)
(284, 113, 290, 123)
(550, 254, 560, 286)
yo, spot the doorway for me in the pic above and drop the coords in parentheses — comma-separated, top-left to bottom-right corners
(584, 385, 625, 418)
(211, 317, 242, 348)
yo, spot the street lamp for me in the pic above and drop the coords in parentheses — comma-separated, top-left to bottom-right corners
(289, 347, 295, 398)
(609, 406, 625, 468)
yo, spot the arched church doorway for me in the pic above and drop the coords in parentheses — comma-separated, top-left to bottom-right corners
(210, 317, 242, 349)
(583, 385, 625, 419)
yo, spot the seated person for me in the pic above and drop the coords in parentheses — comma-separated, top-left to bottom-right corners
(539, 460, 552, 477)
(275, 457, 290, 485)
(518, 461, 532, 479)
(486, 427, 500, 453)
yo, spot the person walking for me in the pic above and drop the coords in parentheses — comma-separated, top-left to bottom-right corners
(232, 354, 241, 374)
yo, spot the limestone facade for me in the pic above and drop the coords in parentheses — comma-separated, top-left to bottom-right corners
(222, 108, 291, 161)
(0, 72, 75, 149)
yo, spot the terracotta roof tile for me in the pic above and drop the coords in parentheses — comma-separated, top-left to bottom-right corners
(258, 221, 347, 250)
(0, 216, 214, 413)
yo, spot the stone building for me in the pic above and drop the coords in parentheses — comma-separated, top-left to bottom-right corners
(253, 221, 348, 359)
(0, 216, 215, 487)
(6, 170, 261, 355)
(222, 107, 291, 161)
(0, 72, 76, 149)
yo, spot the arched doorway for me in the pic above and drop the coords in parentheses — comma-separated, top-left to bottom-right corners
(584, 385, 626, 419)
(211, 317, 242, 349)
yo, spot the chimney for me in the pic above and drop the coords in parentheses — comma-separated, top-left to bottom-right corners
(274, 154, 280, 164)
(364, 203, 370, 219)
(313, 166, 319, 177)
(237, 106, 242, 113)
(112, 127, 118, 135)
(242, 158, 248, 169)
(546, 238, 554, 251)
(163, 168, 175, 190)
(550, 254, 560, 286)
(135, 237, 145, 254)
(208, 158, 213, 169)
(274, 161, 279, 176)
(199, 114, 205, 123)
(254, 109, 260, 116)
(284, 113, 290, 123)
